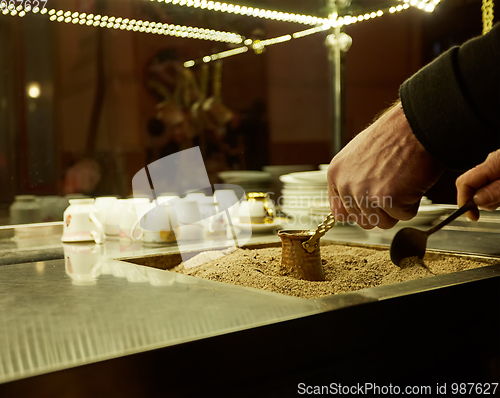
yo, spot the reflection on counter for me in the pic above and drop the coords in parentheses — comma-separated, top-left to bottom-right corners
(62, 239, 240, 287)
(63, 243, 103, 286)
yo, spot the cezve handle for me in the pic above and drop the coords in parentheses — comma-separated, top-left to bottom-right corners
(302, 213, 336, 253)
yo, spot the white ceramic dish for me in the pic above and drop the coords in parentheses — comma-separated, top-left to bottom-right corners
(263, 165, 313, 174)
(286, 170, 327, 183)
(233, 218, 286, 234)
(279, 174, 326, 186)
(281, 188, 328, 196)
(218, 171, 272, 184)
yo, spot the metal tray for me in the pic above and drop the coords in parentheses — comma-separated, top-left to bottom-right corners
(119, 240, 500, 308)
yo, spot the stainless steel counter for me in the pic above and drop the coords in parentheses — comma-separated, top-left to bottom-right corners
(0, 233, 323, 385)
(1, 218, 500, 391)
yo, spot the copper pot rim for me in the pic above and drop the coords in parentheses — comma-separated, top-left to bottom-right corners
(278, 229, 314, 240)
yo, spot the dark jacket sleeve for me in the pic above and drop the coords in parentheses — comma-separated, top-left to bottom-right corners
(399, 23, 500, 170)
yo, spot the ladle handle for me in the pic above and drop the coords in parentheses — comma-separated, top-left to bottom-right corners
(302, 213, 336, 253)
(426, 198, 476, 236)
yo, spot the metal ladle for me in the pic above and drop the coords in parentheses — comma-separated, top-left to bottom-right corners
(390, 198, 476, 266)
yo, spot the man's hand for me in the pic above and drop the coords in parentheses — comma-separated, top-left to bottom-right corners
(327, 102, 444, 229)
(456, 149, 500, 221)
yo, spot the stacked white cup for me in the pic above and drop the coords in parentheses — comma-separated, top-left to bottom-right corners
(94, 197, 118, 232)
(119, 198, 151, 240)
(171, 197, 206, 242)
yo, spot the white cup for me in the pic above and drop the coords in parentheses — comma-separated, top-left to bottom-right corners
(62, 199, 105, 244)
(238, 200, 266, 223)
(106, 199, 126, 236)
(199, 196, 216, 218)
(199, 196, 228, 238)
(214, 189, 240, 221)
(63, 243, 103, 285)
(157, 195, 178, 204)
(119, 198, 150, 240)
(185, 192, 206, 200)
(171, 198, 206, 241)
(210, 211, 229, 239)
(94, 197, 118, 227)
(132, 202, 179, 245)
(9, 195, 43, 225)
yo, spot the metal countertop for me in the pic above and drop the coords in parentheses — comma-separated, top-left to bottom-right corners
(1, 218, 500, 385)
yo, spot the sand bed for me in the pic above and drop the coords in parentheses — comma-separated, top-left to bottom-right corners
(172, 244, 497, 299)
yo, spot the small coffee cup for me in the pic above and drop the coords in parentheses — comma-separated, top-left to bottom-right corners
(214, 189, 240, 220)
(94, 197, 118, 227)
(132, 202, 179, 245)
(171, 198, 206, 241)
(238, 192, 274, 224)
(238, 201, 265, 223)
(105, 199, 126, 236)
(119, 198, 150, 240)
(62, 199, 105, 244)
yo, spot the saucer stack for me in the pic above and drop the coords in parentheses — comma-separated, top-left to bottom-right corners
(279, 170, 329, 221)
(218, 171, 272, 194)
(263, 165, 313, 201)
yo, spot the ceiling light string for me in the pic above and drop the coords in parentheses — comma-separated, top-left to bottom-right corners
(397, 0, 441, 13)
(150, 0, 330, 26)
(0, 4, 244, 44)
(0, 1, 440, 64)
(150, 0, 440, 28)
(183, 0, 437, 67)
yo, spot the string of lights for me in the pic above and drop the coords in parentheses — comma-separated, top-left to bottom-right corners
(397, 0, 442, 13)
(0, 0, 441, 63)
(149, 0, 330, 26)
(183, 0, 439, 67)
(150, 0, 440, 28)
(0, 4, 244, 44)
